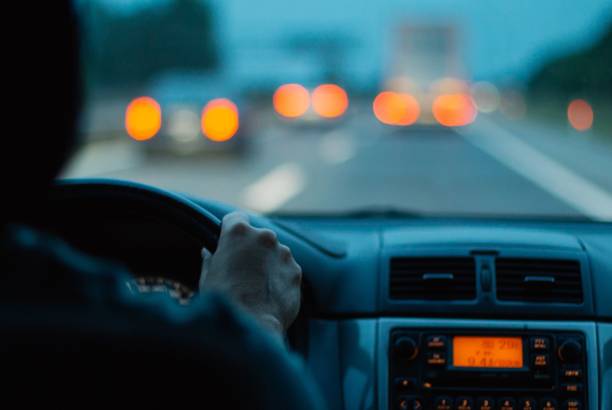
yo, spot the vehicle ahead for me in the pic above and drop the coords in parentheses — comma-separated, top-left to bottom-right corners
(141, 72, 250, 156)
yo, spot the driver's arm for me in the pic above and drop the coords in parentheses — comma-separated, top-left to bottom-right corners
(199, 212, 302, 340)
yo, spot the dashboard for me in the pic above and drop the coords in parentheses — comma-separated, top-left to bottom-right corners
(198, 198, 612, 410)
(38, 187, 612, 410)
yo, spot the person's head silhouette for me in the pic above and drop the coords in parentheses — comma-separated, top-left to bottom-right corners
(4, 1, 80, 224)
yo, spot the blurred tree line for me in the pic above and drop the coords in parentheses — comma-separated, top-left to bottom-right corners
(82, 0, 218, 91)
(528, 22, 612, 101)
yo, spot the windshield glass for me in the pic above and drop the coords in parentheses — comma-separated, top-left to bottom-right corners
(65, 0, 612, 220)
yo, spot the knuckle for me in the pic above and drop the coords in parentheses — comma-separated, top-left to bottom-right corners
(294, 273, 302, 286)
(228, 221, 249, 235)
(292, 264, 303, 284)
(279, 244, 292, 261)
(257, 229, 277, 247)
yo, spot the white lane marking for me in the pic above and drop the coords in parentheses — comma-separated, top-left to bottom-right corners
(458, 116, 612, 221)
(243, 163, 305, 212)
(318, 131, 356, 164)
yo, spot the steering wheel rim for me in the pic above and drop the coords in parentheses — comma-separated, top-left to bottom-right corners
(47, 179, 222, 253)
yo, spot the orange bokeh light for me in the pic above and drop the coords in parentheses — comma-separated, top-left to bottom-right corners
(125, 96, 162, 141)
(201, 98, 239, 142)
(312, 84, 349, 118)
(372, 91, 421, 126)
(273, 84, 310, 118)
(567, 99, 594, 131)
(432, 94, 477, 127)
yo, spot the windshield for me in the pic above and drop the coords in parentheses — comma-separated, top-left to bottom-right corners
(65, 0, 612, 220)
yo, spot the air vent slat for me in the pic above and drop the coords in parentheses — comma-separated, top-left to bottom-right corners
(495, 270, 580, 276)
(496, 258, 583, 304)
(390, 257, 476, 300)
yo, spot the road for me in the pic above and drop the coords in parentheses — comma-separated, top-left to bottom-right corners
(63, 102, 612, 220)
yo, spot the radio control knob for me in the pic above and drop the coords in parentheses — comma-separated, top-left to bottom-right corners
(558, 339, 583, 363)
(393, 336, 419, 360)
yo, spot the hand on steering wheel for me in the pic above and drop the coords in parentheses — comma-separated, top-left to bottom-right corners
(200, 212, 302, 339)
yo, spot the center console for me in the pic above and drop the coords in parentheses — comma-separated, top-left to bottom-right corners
(389, 329, 587, 410)
(377, 319, 597, 410)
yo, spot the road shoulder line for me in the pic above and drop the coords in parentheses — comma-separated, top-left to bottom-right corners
(458, 117, 612, 221)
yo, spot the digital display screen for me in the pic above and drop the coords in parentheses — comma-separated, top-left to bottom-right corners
(452, 336, 523, 368)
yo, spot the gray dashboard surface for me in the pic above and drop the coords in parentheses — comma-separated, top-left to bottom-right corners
(192, 197, 612, 319)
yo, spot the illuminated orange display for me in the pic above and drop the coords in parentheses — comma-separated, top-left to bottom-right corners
(312, 84, 349, 118)
(273, 84, 310, 118)
(453, 336, 523, 368)
(373, 91, 420, 126)
(432, 93, 477, 127)
(201, 98, 239, 142)
(567, 99, 594, 131)
(125, 96, 162, 141)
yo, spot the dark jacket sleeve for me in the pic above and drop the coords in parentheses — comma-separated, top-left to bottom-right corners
(0, 225, 325, 410)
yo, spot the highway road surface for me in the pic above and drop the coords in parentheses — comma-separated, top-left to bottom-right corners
(63, 103, 612, 221)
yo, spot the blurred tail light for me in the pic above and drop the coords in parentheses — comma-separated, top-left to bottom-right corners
(567, 99, 593, 131)
(273, 84, 310, 119)
(201, 98, 239, 142)
(432, 94, 477, 127)
(312, 84, 349, 119)
(125, 96, 162, 141)
(373, 91, 420, 126)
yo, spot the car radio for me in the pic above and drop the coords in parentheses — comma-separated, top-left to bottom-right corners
(389, 329, 587, 410)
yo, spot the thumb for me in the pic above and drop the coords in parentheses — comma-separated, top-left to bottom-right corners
(199, 248, 213, 292)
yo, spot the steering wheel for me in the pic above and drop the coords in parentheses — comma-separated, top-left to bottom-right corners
(38, 179, 222, 289)
(8, 179, 320, 409)
(49, 178, 221, 248)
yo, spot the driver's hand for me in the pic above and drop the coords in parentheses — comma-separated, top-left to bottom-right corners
(199, 212, 302, 339)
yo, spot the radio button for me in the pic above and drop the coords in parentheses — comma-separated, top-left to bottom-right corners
(476, 397, 494, 410)
(456, 397, 473, 410)
(532, 353, 549, 368)
(427, 335, 447, 349)
(397, 396, 423, 410)
(519, 398, 537, 410)
(561, 366, 582, 379)
(498, 398, 515, 410)
(558, 339, 583, 363)
(394, 376, 415, 391)
(531, 337, 550, 350)
(541, 398, 557, 410)
(560, 383, 583, 393)
(532, 371, 551, 381)
(393, 336, 419, 360)
(434, 396, 453, 410)
(427, 352, 447, 366)
(561, 399, 581, 410)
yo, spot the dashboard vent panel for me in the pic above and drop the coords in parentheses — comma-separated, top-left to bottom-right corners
(390, 257, 476, 300)
(496, 258, 583, 303)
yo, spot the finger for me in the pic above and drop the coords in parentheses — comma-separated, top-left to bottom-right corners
(199, 248, 212, 291)
(292, 263, 303, 285)
(220, 211, 251, 237)
(278, 244, 292, 262)
(284, 285, 302, 328)
(255, 228, 278, 248)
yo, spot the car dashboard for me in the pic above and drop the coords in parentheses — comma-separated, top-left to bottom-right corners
(195, 199, 612, 410)
(39, 191, 612, 410)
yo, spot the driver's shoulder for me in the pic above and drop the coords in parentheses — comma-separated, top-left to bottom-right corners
(1, 224, 129, 298)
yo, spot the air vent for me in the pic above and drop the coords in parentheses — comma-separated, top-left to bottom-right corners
(390, 257, 476, 300)
(496, 258, 583, 303)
